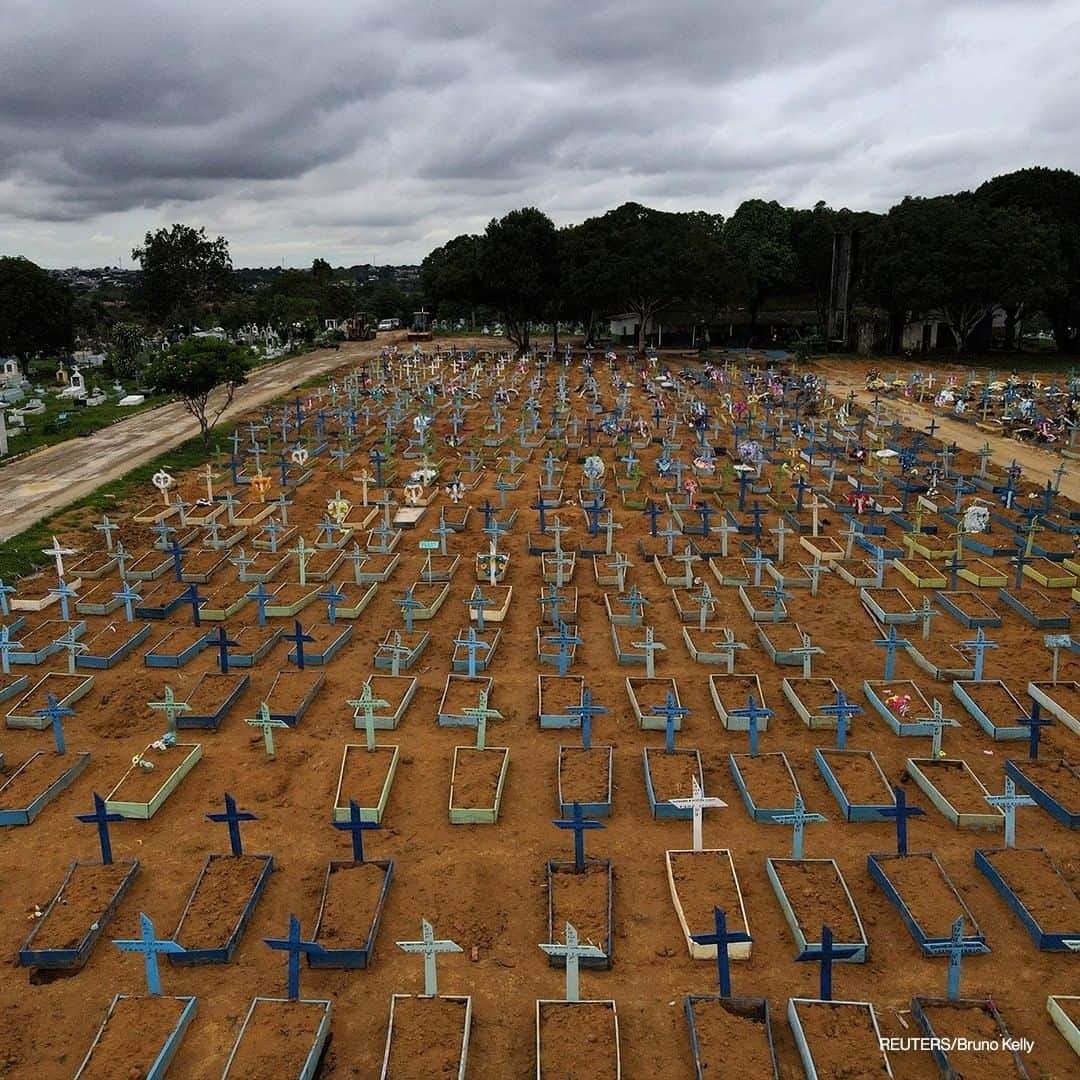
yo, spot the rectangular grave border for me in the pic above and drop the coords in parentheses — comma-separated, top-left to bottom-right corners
(910, 996, 1029, 1080)
(104, 743, 203, 819)
(19, 858, 140, 968)
(222, 997, 332, 1080)
(867, 851, 986, 954)
(309, 858, 394, 969)
(787, 999, 894, 1080)
(765, 857, 868, 962)
(170, 852, 273, 963)
(74, 993, 196, 1080)
(1003, 758, 1080, 829)
(0, 750, 91, 826)
(383, 994, 471, 1080)
(973, 847, 1080, 951)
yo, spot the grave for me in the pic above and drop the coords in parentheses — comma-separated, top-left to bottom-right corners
(1004, 757, 1080, 829)
(264, 669, 325, 725)
(4, 671, 93, 728)
(974, 846, 1080, 951)
(20, 858, 140, 970)
(665, 849, 751, 961)
(178, 672, 249, 730)
(333, 738, 400, 824)
(171, 796, 273, 964)
(814, 749, 895, 822)
(867, 850, 987, 954)
(0, 748, 91, 826)
(906, 757, 1005, 830)
(787, 1000, 893, 1080)
(310, 806, 394, 969)
(73, 993, 197, 1080)
(952, 679, 1030, 740)
(728, 751, 801, 823)
(383, 920, 472, 1078)
(104, 741, 203, 819)
(765, 858, 868, 963)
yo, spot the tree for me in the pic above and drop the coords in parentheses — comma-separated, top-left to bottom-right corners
(976, 167, 1080, 351)
(863, 194, 1056, 353)
(723, 200, 798, 335)
(108, 321, 145, 378)
(477, 208, 560, 354)
(0, 257, 75, 365)
(561, 203, 723, 348)
(131, 224, 233, 329)
(142, 336, 250, 446)
(421, 234, 483, 327)
(790, 201, 840, 330)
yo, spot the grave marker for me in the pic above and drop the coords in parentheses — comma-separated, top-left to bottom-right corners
(397, 918, 462, 996)
(112, 913, 184, 996)
(668, 776, 727, 851)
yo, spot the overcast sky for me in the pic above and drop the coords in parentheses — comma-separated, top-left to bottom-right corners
(1, 0, 1076, 268)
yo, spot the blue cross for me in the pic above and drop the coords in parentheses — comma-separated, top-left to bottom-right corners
(643, 501, 662, 537)
(873, 624, 910, 680)
(553, 802, 605, 872)
(183, 584, 208, 627)
(820, 691, 863, 750)
(566, 688, 607, 750)
(925, 916, 990, 1000)
(396, 588, 424, 634)
(1009, 549, 1031, 590)
(453, 627, 489, 679)
(285, 619, 316, 670)
(959, 627, 998, 681)
(696, 501, 716, 538)
(651, 691, 690, 753)
(1020, 699, 1053, 760)
(212, 625, 239, 673)
(319, 584, 347, 625)
(0, 579, 15, 616)
(76, 791, 124, 865)
(113, 913, 185, 996)
(207, 792, 257, 856)
(727, 695, 772, 757)
(164, 538, 189, 582)
(48, 579, 77, 622)
(468, 587, 493, 632)
(333, 799, 381, 863)
(546, 622, 583, 677)
(690, 907, 752, 998)
(797, 925, 863, 1000)
(246, 581, 273, 627)
(774, 796, 827, 859)
(875, 785, 925, 855)
(112, 583, 142, 622)
(618, 585, 648, 626)
(34, 693, 73, 754)
(531, 494, 556, 533)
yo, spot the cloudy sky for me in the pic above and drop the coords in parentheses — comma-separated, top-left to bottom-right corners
(1, 0, 1076, 268)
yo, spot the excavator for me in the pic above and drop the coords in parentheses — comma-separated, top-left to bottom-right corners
(406, 309, 432, 342)
(345, 313, 377, 341)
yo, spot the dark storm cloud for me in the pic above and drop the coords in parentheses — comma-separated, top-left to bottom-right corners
(1, 0, 1077, 266)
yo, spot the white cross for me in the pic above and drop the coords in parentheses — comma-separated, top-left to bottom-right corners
(668, 776, 727, 850)
(42, 535, 76, 579)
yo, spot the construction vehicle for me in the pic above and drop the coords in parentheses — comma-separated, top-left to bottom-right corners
(407, 309, 432, 342)
(345, 313, 377, 341)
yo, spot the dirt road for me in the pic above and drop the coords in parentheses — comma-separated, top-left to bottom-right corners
(0, 342, 378, 542)
(819, 361, 1079, 504)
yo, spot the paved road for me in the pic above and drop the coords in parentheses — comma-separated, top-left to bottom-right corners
(0, 341, 380, 542)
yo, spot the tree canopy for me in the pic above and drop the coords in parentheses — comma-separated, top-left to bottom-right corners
(131, 224, 233, 329)
(141, 336, 250, 445)
(0, 256, 75, 363)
